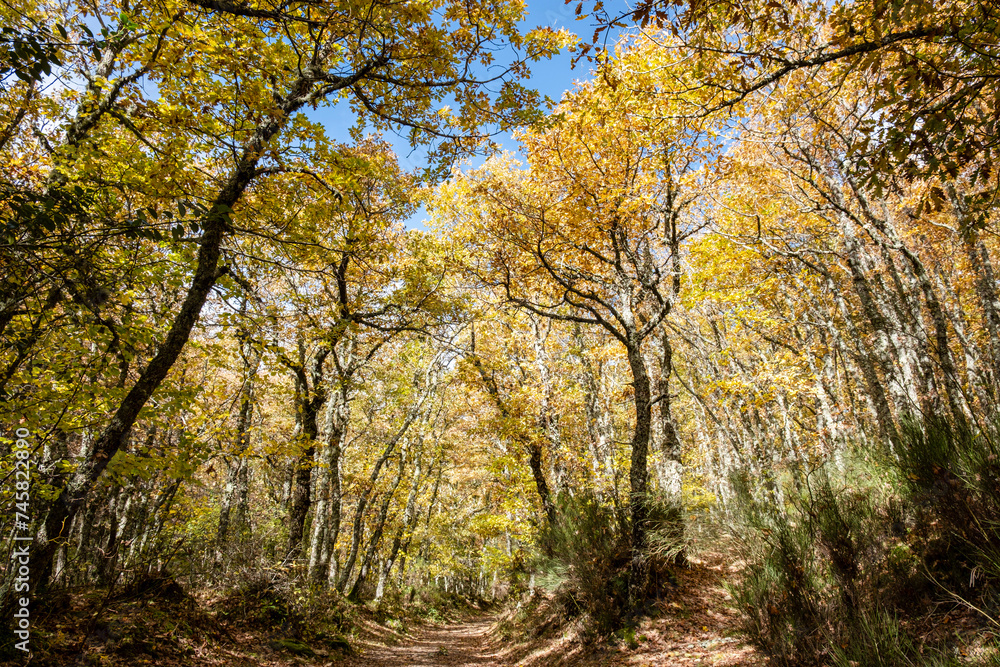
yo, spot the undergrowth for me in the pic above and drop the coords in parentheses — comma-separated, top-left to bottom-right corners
(531, 490, 686, 637)
(728, 417, 1000, 666)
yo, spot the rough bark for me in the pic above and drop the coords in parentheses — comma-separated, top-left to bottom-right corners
(861, 206, 967, 425)
(875, 244, 933, 416)
(308, 386, 349, 585)
(656, 330, 683, 501)
(285, 344, 329, 562)
(574, 325, 617, 501)
(828, 277, 899, 443)
(839, 215, 908, 415)
(626, 336, 652, 606)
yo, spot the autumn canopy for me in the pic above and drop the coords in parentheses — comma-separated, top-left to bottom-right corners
(2, 0, 1000, 662)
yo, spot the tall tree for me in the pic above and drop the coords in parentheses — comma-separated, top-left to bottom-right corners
(434, 36, 721, 603)
(3, 0, 568, 599)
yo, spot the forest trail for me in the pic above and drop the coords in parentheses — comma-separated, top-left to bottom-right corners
(342, 615, 507, 666)
(335, 557, 760, 667)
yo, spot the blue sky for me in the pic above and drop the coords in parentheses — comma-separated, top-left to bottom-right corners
(305, 0, 603, 230)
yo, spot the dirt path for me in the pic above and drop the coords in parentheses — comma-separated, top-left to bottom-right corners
(312, 556, 759, 667)
(341, 615, 508, 667)
(333, 559, 759, 667)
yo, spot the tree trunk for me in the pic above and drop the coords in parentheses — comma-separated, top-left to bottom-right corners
(657, 330, 683, 501)
(376, 438, 424, 602)
(575, 326, 617, 502)
(840, 215, 909, 416)
(468, 331, 555, 524)
(626, 336, 652, 607)
(828, 277, 899, 443)
(338, 377, 431, 592)
(531, 317, 564, 496)
(219, 311, 259, 555)
(309, 388, 348, 585)
(350, 445, 406, 600)
(951, 185, 1000, 398)
(218, 373, 255, 550)
(286, 346, 328, 562)
(287, 437, 317, 562)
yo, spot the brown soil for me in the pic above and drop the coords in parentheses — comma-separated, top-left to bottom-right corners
(340, 615, 507, 666)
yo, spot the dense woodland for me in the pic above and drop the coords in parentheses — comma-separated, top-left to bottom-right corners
(2, 0, 1000, 664)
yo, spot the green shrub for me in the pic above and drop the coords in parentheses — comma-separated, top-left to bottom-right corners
(894, 418, 1000, 611)
(533, 490, 685, 635)
(534, 491, 631, 634)
(728, 418, 1000, 665)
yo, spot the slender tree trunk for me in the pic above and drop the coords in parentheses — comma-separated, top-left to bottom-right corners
(626, 336, 652, 606)
(657, 330, 683, 501)
(575, 326, 617, 501)
(840, 177, 967, 424)
(875, 245, 931, 415)
(468, 330, 555, 524)
(135, 478, 180, 572)
(309, 388, 348, 585)
(326, 431, 345, 588)
(338, 375, 432, 592)
(41, 429, 70, 585)
(531, 317, 564, 495)
(828, 277, 899, 443)
(870, 210, 967, 424)
(936, 270, 993, 424)
(219, 310, 259, 556)
(839, 215, 910, 416)
(350, 444, 406, 600)
(376, 438, 424, 602)
(951, 186, 1000, 397)
(218, 376, 255, 550)
(404, 452, 444, 581)
(969, 237, 1000, 394)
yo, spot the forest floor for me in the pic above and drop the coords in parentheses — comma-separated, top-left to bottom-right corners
(321, 553, 760, 667)
(10, 555, 762, 667)
(493, 554, 762, 667)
